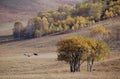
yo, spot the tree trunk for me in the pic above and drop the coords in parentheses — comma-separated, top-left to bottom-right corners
(75, 59, 80, 72)
(70, 61, 74, 72)
(90, 59, 94, 72)
(87, 59, 94, 72)
(87, 61, 90, 71)
(69, 57, 80, 72)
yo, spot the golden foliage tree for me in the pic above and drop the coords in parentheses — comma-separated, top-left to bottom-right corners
(56, 36, 110, 72)
(57, 24, 63, 32)
(90, 26, 112, 40)
(75, 16, 87, 28)
(109, 0, 120, 13)
(76, 2, 103, 21)
(104, 10, 114, 19)
(42, 17, 49, 30)
(26, 17, 45, 38)
(49, 23, 57, 33)
(65, 16, 75, 29)
(85, 38, 110, 72)
(63, 24, 70, 31)
(56, 36, 89, 72)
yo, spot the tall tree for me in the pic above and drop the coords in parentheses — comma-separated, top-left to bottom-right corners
(56, 36, 90, 72)
(13, 21, 24, 39)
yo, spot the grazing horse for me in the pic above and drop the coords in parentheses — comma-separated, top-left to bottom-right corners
(24, 53, 31, 57)
(33, 53, 38, 56)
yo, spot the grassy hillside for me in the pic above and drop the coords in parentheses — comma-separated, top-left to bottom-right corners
(0, 0, 83, 23)
(0, 16, 119, 56)
(0, 17, 120, 79)
(0, 13, 119, 79)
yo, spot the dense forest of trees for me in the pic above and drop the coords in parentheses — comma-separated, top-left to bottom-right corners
(13, 0, 120, 39)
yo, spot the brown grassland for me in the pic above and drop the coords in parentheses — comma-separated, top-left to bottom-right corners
(0, 17, 120, 79)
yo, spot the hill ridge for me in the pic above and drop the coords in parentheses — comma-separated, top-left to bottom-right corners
(0, 0, 83, 23)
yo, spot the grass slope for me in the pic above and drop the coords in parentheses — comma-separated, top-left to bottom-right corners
(0, 17, 120, 79)
(0, 16, 120, 56)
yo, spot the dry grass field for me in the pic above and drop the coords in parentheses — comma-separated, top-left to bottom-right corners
(0, 17, 120, 79)
(0, 53, 119, 79)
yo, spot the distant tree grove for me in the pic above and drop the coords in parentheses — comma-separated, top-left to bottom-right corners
(56, 36, 110, 72)
(13, 0, 120, 39)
